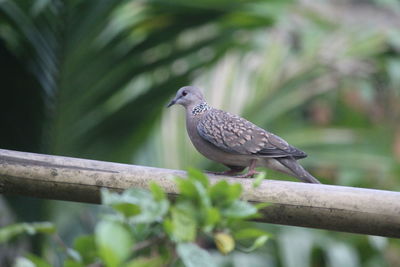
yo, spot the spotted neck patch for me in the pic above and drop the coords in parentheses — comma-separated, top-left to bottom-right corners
(192, 102, 211, 116)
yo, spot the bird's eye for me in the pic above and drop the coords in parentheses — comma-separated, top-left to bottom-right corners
(182, 91, 188, 96)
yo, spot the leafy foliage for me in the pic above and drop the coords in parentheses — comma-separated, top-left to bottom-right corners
(0, 222, 55, 244)
(3, 170, 270, 267)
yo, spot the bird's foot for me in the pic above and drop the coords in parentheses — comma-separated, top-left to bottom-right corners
(234, 159, 259, 178)
(205, 170, 243, 176)
(235, 170, 260, 178)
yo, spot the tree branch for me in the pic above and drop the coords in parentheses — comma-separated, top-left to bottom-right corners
(0, 149, 399, 238)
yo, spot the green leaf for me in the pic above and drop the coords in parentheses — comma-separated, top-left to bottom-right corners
(73, 235, 97, 264)
(175, 178, 198, 199)
(170, 206, 197, 242)
(227, 183, 243, 201)
(209, 180, 230, 205)
(66, 248, 81, 262)
(254, 202, 271, 209)
(187, 168, 209, 187)
(13, 256, 50, 267)
(238, 235, 269, 252)
(233, 228, 272, 240)
(209, 181, 242, 206)
(163, 218, 174, 238)
(178, 172, 211, 211)
(26, 254, 52, 267)
(0, 222, 55, 244)
(112, 203, 142, 217)
(222, 200, 257, 219)
(102, 188, 168, 223)
(193, 180, 211, 209)
(149, 182, 166, 201)
(203, 207, 221, 231)
(123, 256, 164, 267)
(95, 220, 134, 267)
(131, 200, 169, 224)
(252, 172, 267, 188)
(13, 257, 36, 267)
(177, 243, 216, 267)
(64, 260, 85, 267)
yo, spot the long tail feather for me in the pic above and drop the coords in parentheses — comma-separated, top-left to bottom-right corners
(277, 158, 321, 184)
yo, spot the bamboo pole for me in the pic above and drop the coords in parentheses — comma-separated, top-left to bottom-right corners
(0, 149, 399, 238)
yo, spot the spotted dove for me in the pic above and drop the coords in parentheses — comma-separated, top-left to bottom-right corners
(167, 86, 321, 184)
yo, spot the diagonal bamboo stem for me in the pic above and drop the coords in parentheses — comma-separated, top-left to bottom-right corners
(0, 149, 399, 238)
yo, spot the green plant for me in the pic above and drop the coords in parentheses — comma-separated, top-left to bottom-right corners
(4, 169, 270, 267)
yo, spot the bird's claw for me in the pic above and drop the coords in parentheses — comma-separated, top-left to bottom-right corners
(235, 171, 260, 178)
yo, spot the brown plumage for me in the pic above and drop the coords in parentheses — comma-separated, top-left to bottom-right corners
(167, 86, 321, 184)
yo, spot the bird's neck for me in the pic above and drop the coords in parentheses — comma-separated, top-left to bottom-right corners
(189, 101, 211, 116)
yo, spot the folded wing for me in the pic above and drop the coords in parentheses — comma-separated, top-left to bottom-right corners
(197, 109, 307, 159)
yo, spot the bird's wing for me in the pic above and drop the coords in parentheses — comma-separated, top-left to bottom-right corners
(197, 109, 307, 158)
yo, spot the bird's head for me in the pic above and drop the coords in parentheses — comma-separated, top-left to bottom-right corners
(167, 86, 205, 108)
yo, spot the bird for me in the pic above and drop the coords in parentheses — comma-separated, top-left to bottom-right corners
(167, 86, 321, 184)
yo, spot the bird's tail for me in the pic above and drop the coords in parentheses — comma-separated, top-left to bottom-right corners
(277, 157, 321, 184)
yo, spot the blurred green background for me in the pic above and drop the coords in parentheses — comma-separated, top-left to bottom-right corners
(1, 0, 400, 266)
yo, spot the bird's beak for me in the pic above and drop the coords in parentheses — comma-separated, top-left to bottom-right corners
(167, 95, 181, 107)
(167, 99, 176, 108)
